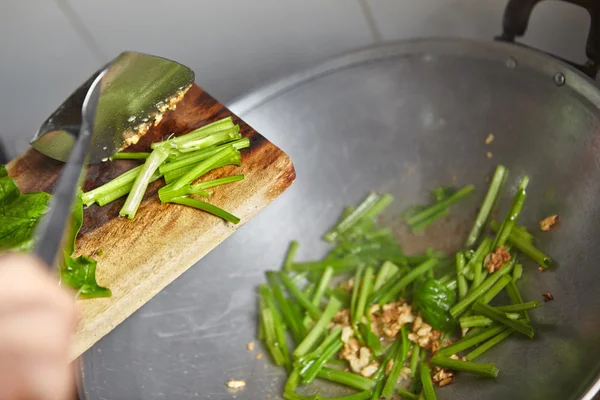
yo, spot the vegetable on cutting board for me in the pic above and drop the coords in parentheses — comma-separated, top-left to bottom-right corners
(6, 84, 295, 359)
(255, 165, 553, 399)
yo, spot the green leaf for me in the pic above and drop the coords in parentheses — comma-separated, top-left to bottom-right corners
(0, 166, 110, 298)
(0, 166, 50, 251)
(60, 191, 111, 298)
(414, 279, 457, 332)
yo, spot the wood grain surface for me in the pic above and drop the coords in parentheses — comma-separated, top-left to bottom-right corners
(6, 84, 295, 358)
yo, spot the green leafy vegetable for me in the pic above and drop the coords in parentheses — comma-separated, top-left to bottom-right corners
(60, 191, 111, 298)
(0, 166, 109, 298)
(0, 165, 50, 251)
(414, 279, 456, 332)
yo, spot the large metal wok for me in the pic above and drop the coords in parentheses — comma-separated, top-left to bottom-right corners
(81, 1, 600, 399)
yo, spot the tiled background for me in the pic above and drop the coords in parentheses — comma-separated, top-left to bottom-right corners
(0, 0, 591, 157)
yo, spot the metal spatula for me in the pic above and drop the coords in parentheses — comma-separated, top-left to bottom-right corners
(30, 52, 194, 399)
(32, 51, 194, 265)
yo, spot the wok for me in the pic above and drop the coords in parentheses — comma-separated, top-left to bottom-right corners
(81, 1, 600, 399)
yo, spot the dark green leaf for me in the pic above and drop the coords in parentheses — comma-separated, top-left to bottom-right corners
(414, 278, 457, 332)
(60, 192, 111, 298)
(0, 166, 110, 299)
(0, 166, 50, 251)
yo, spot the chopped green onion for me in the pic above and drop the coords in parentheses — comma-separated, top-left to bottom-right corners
(419, 362, 437, 400)
(120, 147, 170, 219)
(407, 185, 474, 227)
(316, 368, 375, 391)
(430, 354, 498, 378)
(293, 297, 342, 358)
(465, 165, 507, 247)
(472, 302, 534, 339)
(110, 152, 150, 160)
(168, 197, 240, 224)
(465, 329, 513, 361)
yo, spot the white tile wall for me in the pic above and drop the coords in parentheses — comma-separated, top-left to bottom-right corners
(66, 0, 374, 104)
(367, 0, 590, 64)
(0, 1, 593, 159)
(0, 1, 99, 156)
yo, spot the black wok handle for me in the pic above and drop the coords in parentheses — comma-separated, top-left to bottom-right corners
(497, 0, 600, 79)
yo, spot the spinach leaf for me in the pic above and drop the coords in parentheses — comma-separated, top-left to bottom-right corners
(0, 165, 110, 298)
(60, 191, 111, 298)
(414, 278, 456, 332)
(0, 165, 50, 251)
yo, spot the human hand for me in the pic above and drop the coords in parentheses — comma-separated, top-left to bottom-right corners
(0, 253, 77, 400)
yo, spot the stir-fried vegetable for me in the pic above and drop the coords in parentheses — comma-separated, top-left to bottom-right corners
(255, 165, 552, 399)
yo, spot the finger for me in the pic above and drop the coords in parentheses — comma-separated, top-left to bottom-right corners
(24, 359, 74, 400)
(0, 254, 76, 319)
(0, 308, 72, 360)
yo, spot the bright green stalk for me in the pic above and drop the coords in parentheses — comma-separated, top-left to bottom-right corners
(512, 263, 523, 282)
(430, 354, 499, 378)
(152, 116, 235, 149)
(490, 220, 551, 268)
(354, 266, 374, 324)
(374, 261, 399, 291)
(158, 182, 211, 203)
(283, 241, 300, 272)
(465, 165, 507, 247)
(450, 257, 515, 318)
(462, 237, 491, 279)
(324, 193, 381, 242)
(492, 176, 529, 249)
(159, 138, 250, 174)
(195, 174, 244, 190)
(110, 152, 150, 160)
(382, 334, 410, 398)
(301, 339, 343, 383)
(266, 272, 304, 343)
(259, 288, 285, 366)
(472, 302, 534, 339)
(496, 301, 541, 313)
(284, 390, 372, 400)
(175, 125, 241, 153)
(505, 280, 532, 322)
(95, 169, 163, 206)
(350, 265, 365, 324)
(397, 388, 418, 400)
(316, 368, 375, 391)
(296, 327, 342, 366)
(410, 208, 447, 232)
(378, 258, 438, 304)
(407, 185, 475, 227)
(161, 146, 237, 193)
(465, 329, 513, 361)
(459, 314, 520, 329)
(480, 275, 512, 305)
(419, 363, 437, 400)
(311, 266, 334, 308)
(279, 273, 322, 321)
(456, 252, 468, 299)
(120, 147, 170, 219)
(82, 165, 143, 206)
(437, 325, 505, 357)
(168, 197, 240, 224)
(261, 286, 292, 369)
(410, 344, 420, 377)
(293, 297, 342, 358)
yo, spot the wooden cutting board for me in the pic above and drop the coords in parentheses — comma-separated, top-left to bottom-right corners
(6, 84, 295, 359)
